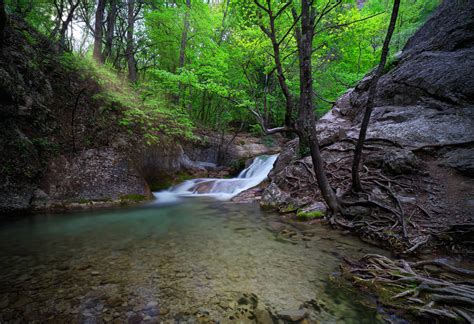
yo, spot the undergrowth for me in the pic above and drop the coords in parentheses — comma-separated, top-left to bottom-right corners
(59, 53, 196, 145)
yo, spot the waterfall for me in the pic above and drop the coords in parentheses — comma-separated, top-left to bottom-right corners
(153, 154, 278, 202)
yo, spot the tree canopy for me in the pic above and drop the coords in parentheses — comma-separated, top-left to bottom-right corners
(4, 0, 439, 135)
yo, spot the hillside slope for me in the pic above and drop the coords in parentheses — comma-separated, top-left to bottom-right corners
(0, 17, 154, 214)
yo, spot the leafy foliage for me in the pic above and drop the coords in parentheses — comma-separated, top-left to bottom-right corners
(6, 0, 440, 138)
(60, 52, 195, 145)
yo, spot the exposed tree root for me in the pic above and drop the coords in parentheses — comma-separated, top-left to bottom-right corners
(279, 138, 471, 255)
(341, 254, 474, 322)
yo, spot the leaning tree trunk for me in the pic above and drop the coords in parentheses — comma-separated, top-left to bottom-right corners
(254, 0, 294, 129)
(297, 0, 341, 213)
(271, 35, 294, 129)
(59, 0, 80, 49)
(351, 0, 401, 192)
(93, 0, 106, 63)
(126, 0, 137, 82)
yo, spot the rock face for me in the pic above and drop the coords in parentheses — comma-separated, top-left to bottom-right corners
(136, 143, 202, 190)
(184, 131, 281, 167)
(31, 148, 151, 210)
(262, 0, 474, 250)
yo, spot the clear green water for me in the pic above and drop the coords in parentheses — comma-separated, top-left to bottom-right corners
(0, 199, 390, 323)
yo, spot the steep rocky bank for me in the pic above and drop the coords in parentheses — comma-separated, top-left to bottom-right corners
(0, 16, 278, 215)
(0, 17, 153, 213)
(261, 0, 474, 254)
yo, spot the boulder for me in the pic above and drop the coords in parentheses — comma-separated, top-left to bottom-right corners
(277, 309, 307, 322)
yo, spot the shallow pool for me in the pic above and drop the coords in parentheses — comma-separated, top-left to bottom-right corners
(0, 199, 390, 323)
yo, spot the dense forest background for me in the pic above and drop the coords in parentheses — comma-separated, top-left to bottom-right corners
(4, 0, 439, 141)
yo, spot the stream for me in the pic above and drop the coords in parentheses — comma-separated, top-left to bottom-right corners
(154, 154, 279, 202)
(0, 156, 393, 323)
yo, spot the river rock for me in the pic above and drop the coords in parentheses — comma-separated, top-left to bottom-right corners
(439, 148, 474, 176)
(277, 309, 308, 322)
(127, 314, 143, 324)
(298, 202, 327, 216)
(254, 303, 274, 324)
(159, 307, 169, 315)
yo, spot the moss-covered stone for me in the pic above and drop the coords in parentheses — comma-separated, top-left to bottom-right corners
(279, 204, 298, 213)
(296, 210, 324, 220)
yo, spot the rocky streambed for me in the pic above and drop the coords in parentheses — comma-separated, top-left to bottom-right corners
(0, 198, 393, 323)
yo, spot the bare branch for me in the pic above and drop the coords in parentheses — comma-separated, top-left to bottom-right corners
(253, 0, 269, 13)
(277, 12, 301, 46)
(315, 12, 384, 35)
(275, 1, 292, 19)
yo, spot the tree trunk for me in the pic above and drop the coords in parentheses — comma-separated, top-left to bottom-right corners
(178, 0, 191, 70)
(177, 0, 191, 105)
(263, 73, 270, 128)
(267, 10, 293, 129)
(351, 0, 400, 192)
(93, 0, 106, 63)
(271, 35, 294, 129)
(126, 0, 137, 82)
(297, 0, 340, 213)
(51, 0, 65, 38)
(59, 0, 80, 49)
(0, 0, 6, 48)
(217, 0, 230, 45)
(255, 0, 294, 129)
(103, 0, 117, 61)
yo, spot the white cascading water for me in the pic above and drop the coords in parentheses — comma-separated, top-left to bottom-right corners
(153, 154, 278, 203)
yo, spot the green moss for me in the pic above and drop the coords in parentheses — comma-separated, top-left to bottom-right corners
(296, 210, 324, 220)
(279, 204, 297, 213)
(120, 194, 147, 202)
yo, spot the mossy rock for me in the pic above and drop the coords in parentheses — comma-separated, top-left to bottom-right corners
(296, 210, 324, 220)
(279, 204, 298, 213)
